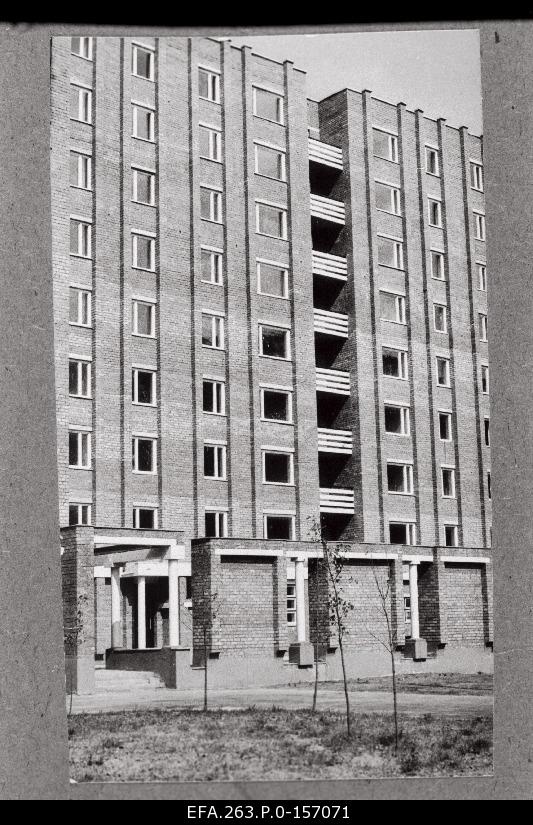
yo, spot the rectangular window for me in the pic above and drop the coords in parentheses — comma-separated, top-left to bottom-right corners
(132, 436, 156, 473)
(70, 84, 92, 123)
(132, 368, 156, 406)
(373, 128, 398, 163)
(265, 514, 295, 541)
(479, 313, 488, 342)
(259, 325, 289, 360)
(69, 503, 92, 526)
(474, 211, 486, 241)
(286, 582, 296, 625)
(201, 248, 223, 285)
(255, 143, 286, 181)
(375, 181, 401, 215)
(428, 198, 443, 227)
(430, 250, 445, 280)
(256, 202, 287, 239)
(198, 68, 220, 103)
(434, 303, 448, 333)
(132, 168, 155, 205)
(69, 359, 91, 398)
(439, 411, 452, 442)
(200, 186, 223, 223)
(199, 124, 222, 162)
(382, 347, 408, 380)
(263, 451, 293, 485)
(69, 287, 91, 327)
(202, 313, 224, 349)
(441, 466, 456, 498)
(70, 219, 92, 258)
(253, 86, 284, 124)
(132, 43, 154, 80)
(205, 511, 228, 538)
(377, 235, 403, 269)
(71, 37, 92, 60)
(204, 444, 226, 479)
(132, 299, 155, 337)
(261, 388, 292, 423)
(487, 471, 492, 499)
(380, 291, 406, 324)
(389, 522, 416, 545)
(257, 260, 289, 299)
(132, 232, 155, 271)
(481, 365, 489, 394)
(436, 356, 451, 387)
(132, 104, 155, 141)
(203, 379, 225, 415)
(444, 524, 458, 547)
(70, 151, 92, 190)
(384, 404, 410, 436)
(69, 429, 91, 469)
(471, 162, 484, 191)
(484, 418, 490, 446)
(477, 263, 487, 291)
(387, 462, 414, 495)
(425, 146, 440, 176)
(133, 507, 157, 529)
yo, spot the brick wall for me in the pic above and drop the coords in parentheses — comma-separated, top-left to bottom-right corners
(61, 526, 95, 693)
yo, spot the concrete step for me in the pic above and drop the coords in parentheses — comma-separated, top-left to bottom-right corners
(95, 669, 165, 691)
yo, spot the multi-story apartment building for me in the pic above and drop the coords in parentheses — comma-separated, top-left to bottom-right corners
(51, 36, 492, 692)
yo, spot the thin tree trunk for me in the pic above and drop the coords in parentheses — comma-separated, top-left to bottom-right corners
(312, 639, 319, 712)
(203, 626, 208, 713)
(390, 643, 399, 752)
(338, 634, 351, 738)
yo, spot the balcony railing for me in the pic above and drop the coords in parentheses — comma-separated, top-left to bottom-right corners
(314, 309, 349, 338)
(319, 488, 355, 514)
(312, 250, 348, 281)
(310, 193, 346, 225)
(315, 367, 350, 396)
(308, 137, 343, 171)
(317, 428, 353, 454)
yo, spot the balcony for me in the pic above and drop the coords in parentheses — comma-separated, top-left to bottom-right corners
(312, 250, 348, 281)
(314, 308, 349, 339)
(310, 193, 346, 225)
(317, 428, 353, 454)
(308, 137, 343, 171)
(316, 367, 350, 396)
(319, 488, 355, 514)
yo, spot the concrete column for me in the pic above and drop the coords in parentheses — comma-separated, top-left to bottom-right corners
(409, 561, 420, 639)
(168, 558, 180, 647)
(295, 558, 306, 643)
(110, 566, 122, 650)
(137, 576, 146, 650)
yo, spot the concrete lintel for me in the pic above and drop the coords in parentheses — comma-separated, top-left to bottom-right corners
(93, 565, 111, 578)
(215, 548, 284, 558)
(342, 552, 398, 561)
(95, 536, 181, 549)
(441, 555, 491, 565)
(402, 555, 434, 564)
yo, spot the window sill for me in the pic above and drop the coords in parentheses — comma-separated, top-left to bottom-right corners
(132, 265, 157, 274)
(201, 217, 224, 226)
(201, 278, 224, 287)
(254, 171, 287, 184)
(132, 199, 157, 208)
(69, 322, 93, 329)
(132, 401, 157, 408)
(373, 155, 399, 165)
(132, 470, 157, 476)
(380, 318, 407, 326)
(382, 374, 408, 381)
(429, 223, 443, 230)
(258, 291, 289, 301)
(71, 53, 93, 63)
(70, 184, 93, 192)
(70, 117, 93, 126)
(258, 354, 291, 362)
(200, 156, 223, 165)
(377, 263, 405, 272)
(436, 383, 452, 389)
(388, 491, 415, 497)
(263, 481, 295, 488)
(253, 113, 285, 127)
(70, 253, 93, 261)
(260, 418, 294, 426)
(426, 171, 441, 178)
(132, 332, 156, 339)
(204, 476, 227, 482)
(199, 95, 221, 105)
(132, 72, 155, 83)
(69, 465, 92, 471)
(434, 329, 448, 335)
(256, 230, 288, 242)
(203, 411, 227, 417)
(132, 135, 156, 144)
(384, 431, 410, 438)
(202, 344, 225, 352)
(376, 207, 402, 217)
(69, 394, 92, 400)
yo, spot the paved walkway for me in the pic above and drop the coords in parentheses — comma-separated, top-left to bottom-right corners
(68, 684, 492, 717)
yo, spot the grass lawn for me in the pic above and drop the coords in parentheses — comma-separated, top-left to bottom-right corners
(285, 672, 493, 696)
(69, 708, 492, 782)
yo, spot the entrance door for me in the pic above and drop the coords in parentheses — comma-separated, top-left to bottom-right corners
(145, 581, 159, 648)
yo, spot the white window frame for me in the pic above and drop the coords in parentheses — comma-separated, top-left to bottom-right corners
(479, 313, 488, 342)
(377, 234, 404, 270)
(132, 102, 155, 142)
(481, 364, 490, 395)
(205, 510, 228, 538)
(71, 37, 93, 61)
(69, 357, 92, 399)
(133, 506, 158, 529)
(384, 404, 410, 437)
(373, 127, 398, 163)
(132, 298, 156, 338)
(438, 410, 453, 442)
(70, 150, 92, 190)
(204, 443, 227, 480)
(70, 217, 92, 259)
(199, 123, 222, 162)
(252, 85, 285, 125)
(433, 303, 448, 334)
(132, 166, 156, 206)
(71, 83, 92, 124)
(471, 162, 484, 192)
(260, 386, 293, 424)
(264, 513, 296, 541)
(257, 259, 289, 300)
(132, 367, 157, 407)
(425, 145, 440, 176)
(69, 286, 92, 327)
(477, 262, 487, 292)
(375, 180, 401, 215)
(132, 42, 155, 81)
(382, 347, 409, 381)
(132, 435, 157, 475)
(389, 520, 417, 546)
(286, 580, 297, 625)
(262, 449, 294, 486)
(474, 211, 486, 241)
(380, 290, 406, 325)
(69, 428, 91, 470)
(254, 141, 287, 182)
(444, 523, 458, 548)
(386, 462, 414, 496)
(255, 200, 288, 240)
(202, 378, 226, 416)
(436, 356, 451, 387)
(441, 466, 456, 499)
(198, 67, 221, 104)
(428, 197, 443, 228)
(200, 186, 223, 223)
(68, 502, 92, 526)
(132, 231, 156, 272)
(259, 324, 291, 361)
(430, 249, 446, 281)
(202, 312, 225, 350)
(201, 246, 224, 286)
